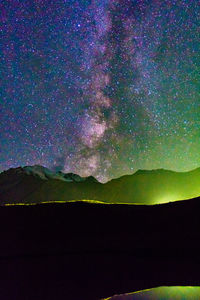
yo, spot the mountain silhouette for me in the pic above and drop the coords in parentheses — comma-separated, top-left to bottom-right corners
(1, 165, 200, 205)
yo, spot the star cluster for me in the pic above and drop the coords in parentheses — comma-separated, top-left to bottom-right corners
(1, 0, 200, 182)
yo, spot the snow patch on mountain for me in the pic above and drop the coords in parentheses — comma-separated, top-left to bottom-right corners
(23, 165, 97, 183)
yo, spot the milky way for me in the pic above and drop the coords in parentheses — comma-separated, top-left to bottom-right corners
(1, 0, 200, 182)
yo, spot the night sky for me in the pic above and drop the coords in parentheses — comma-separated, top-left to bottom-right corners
(1, 0, 200, 182)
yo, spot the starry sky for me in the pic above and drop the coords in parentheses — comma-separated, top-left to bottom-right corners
(1, 0, 200, 182)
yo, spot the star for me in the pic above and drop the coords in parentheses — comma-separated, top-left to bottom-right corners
(1, 0, 199, 182)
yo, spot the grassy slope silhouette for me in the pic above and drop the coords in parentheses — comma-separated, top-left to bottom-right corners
(0, 199, 200, 299)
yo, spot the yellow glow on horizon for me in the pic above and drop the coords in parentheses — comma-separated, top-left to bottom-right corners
(4, 198, 190, 207)
(4, 199, 107, 206)
(4, 199, 156, 206)
(153, 194, 183, 204)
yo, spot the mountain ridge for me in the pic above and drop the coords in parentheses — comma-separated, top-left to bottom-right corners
(2, 164, 200, 182)
(1, 165, 200, 205)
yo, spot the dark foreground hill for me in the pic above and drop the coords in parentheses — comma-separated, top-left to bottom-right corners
(0, 199, 200, 300)
(1, 165, 200, 204)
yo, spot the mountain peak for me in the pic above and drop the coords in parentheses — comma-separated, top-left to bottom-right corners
(1, 165, 99, 183)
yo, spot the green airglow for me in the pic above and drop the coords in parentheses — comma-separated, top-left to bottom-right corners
(153, 194, 183, 204)
(104, 286, 200, 299)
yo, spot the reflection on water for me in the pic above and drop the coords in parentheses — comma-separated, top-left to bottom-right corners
(106, 287, 200, 299)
